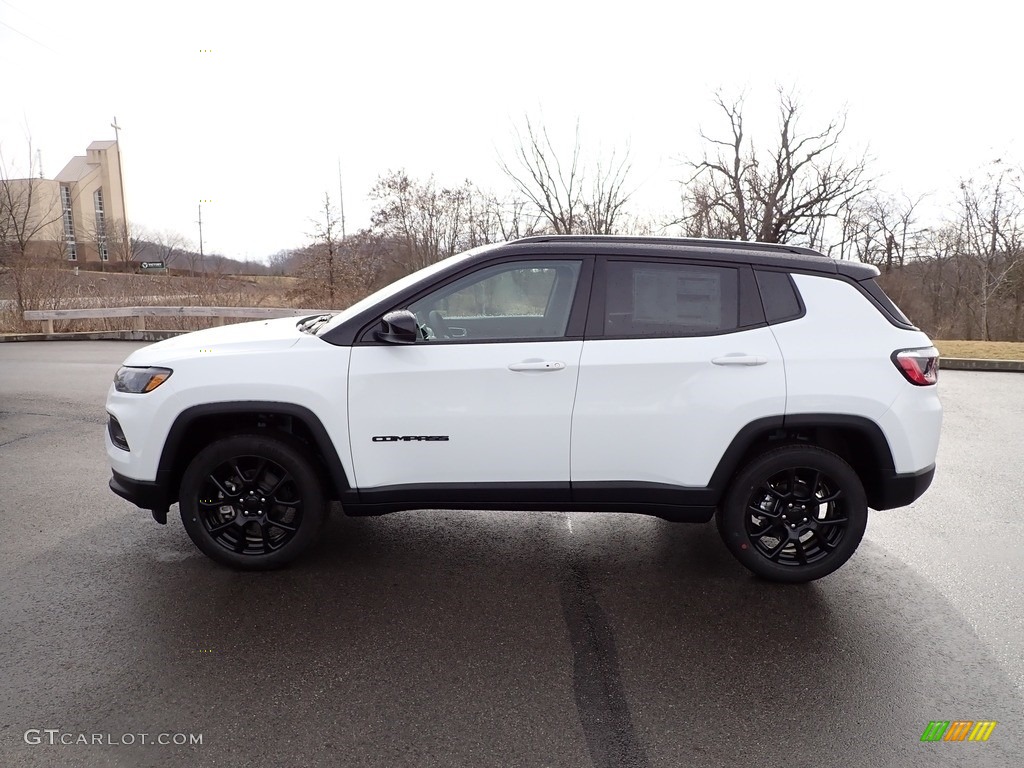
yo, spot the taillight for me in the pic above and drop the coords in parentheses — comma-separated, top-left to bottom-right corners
(892, 347, 939, 386)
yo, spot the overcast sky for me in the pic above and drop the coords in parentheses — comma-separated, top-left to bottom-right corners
(2, 0, 1021, 261)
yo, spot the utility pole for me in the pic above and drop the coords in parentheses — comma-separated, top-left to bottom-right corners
(337, 157, 346, 241)
(197, 201, 205, 276)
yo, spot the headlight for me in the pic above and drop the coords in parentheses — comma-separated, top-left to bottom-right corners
(114, 366, 173, 393)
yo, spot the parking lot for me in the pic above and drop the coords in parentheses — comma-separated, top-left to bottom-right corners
(1, 341, 1022, 767)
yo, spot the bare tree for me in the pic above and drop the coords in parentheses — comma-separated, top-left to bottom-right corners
(153, 229, 185, 269)
(1006, 247, 1024, 339)
(464, 187, 544, 247)
(917, 223, 971, 338)
(499, 116, 634, 235)
(292, 228, 385, 308)
(0, 141, 62, 260)
(952, 163, 1024, 340)
(104, 218, 147, 271)
(878, 163, 1024, 342)
(267, 249, 295, 276)
(369, 170, 470, 271)
(682, 89, 871, 244)
(336, 229, 386, 299)
(678, 181, 737, 239)
(1, 141, 65, 318)
(583, 148, 633, 235)
(306, 192, 342, 305)
(827, 191, 928, 271)
(184, 243, 203, 277)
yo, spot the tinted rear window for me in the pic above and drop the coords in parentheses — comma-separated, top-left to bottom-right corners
(754, 270, 802, 323)
(605, 262, 739, 336)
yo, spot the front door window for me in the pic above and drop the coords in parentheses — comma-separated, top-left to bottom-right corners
(406, 260, 581, 342)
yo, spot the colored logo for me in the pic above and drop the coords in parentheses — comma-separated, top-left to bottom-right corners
(920, 721, 997, 742)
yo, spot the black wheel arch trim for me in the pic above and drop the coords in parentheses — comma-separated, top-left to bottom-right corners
(709, 413, 912, 510)
(781, 412, 896, 472)
(707, 416, 786, 499)
(156, 401, 352, 506)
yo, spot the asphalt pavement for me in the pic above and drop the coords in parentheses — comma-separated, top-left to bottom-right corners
(1, 341, 1022, 768)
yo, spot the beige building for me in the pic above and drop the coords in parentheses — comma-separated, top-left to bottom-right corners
(1, 139, 127, 263)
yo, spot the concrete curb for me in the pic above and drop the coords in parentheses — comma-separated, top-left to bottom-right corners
(940, 357, 1024, 372)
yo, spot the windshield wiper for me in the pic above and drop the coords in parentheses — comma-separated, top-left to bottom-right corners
(298, 313, 333, 334)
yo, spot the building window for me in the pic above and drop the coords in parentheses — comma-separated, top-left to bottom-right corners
(61, 186, 77, 260)
(94, 188, 107, 260)
(94, 188, 106, 235)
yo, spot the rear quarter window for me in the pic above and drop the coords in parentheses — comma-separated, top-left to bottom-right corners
(860, 279, 916, 328)
(754, 270, 803, 323)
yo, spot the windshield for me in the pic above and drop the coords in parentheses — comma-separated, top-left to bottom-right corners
(315, 244, 502, 335)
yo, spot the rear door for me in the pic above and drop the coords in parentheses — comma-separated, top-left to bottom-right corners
(571, 257, 786, 497)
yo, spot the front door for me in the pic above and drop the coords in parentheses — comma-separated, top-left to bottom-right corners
(347, 258, 587, 496)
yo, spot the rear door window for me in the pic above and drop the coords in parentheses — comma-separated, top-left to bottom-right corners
(604, 261, 739, 337)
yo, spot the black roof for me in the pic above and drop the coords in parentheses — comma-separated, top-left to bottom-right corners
(508, 235, 879, 280)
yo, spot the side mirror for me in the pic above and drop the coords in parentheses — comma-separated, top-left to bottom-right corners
(375, 310, 419, 344)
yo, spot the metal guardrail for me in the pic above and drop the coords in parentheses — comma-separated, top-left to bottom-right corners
(22, 306, 333, 334)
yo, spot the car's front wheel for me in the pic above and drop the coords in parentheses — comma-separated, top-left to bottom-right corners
(716, 446, 868, 583)
(179, 434, 325, 570)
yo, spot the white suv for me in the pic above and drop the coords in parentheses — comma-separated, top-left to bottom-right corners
(105, 236, 941, 582)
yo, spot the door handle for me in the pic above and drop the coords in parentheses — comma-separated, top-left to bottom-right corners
(508, 361, 566, 372)
(711, 354, 768, 366)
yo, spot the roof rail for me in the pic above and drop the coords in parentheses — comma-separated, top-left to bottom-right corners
(512, 234, 825, 258)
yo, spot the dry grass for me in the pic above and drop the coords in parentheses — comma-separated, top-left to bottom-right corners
(934, 340, 1024, 360)
(240, 275, 301, 288)
(0, 265, 314, 334)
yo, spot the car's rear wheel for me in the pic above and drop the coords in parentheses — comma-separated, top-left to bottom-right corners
(716, 446, 868, 583)
(179, 434, 325, 570)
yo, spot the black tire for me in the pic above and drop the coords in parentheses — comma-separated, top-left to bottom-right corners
(179, 434, 326, 570)
(716, 445, 868, 583)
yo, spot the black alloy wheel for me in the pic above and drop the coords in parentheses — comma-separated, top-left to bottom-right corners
(180, 435, 326, 569)
(717, 446, 868, 583)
